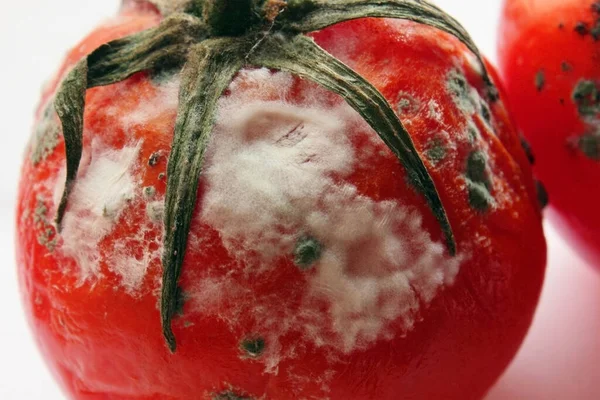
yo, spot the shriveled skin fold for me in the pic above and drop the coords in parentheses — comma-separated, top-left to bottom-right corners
(17, 2, 545, 400)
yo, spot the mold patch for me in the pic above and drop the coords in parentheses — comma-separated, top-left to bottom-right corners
(30, 103, 60, 165)
(571, 79, 600, 160)
(189, 70, 463, 370)
(33, 197, 58, 251)
(55, 140, 144, 283)
(465, 150, 494, 211)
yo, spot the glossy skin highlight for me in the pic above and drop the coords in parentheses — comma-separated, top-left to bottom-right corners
(498, 0, 600, 268)
(17, 3, 546, 399)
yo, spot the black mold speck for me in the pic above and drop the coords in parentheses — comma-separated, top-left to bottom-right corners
(480, 100, 492, 123)
(575, 21, 590, 36)
(425, 139, 447, 165)
(578, 133, 600, 160)
(535, 180, 549, 209)
(240, 337, 265, 358)
(520, 137, 536, 165)
(572, 80, 600, 116)
(213, 391, 254, 400)
(149, 152, 161, 167)
(294, 236, 322, 270)
(143, 186, 157, 198)
(535, 70, 546, 92)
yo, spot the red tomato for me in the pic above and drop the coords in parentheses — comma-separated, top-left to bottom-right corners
(17, 2, 545, 399)
(498, 0, 600, 267)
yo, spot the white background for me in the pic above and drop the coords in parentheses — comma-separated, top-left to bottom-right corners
(1, 1, 599, 399)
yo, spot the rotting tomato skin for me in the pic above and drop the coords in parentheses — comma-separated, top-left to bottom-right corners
(17, 3, 545, 400)
(498, 0, 600, 267)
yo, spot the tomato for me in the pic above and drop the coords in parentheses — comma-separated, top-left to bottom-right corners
(498, 0, 600, 267)
(17, 1, 546, 399)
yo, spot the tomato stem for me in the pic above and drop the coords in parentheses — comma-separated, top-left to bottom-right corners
(202, 0, 257, 36)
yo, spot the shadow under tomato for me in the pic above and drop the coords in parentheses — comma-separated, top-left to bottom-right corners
(486, 223, 600, 400)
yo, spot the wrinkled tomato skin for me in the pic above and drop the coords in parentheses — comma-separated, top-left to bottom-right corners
(498, 0, 600, 267)
(17, 3, 546, 400)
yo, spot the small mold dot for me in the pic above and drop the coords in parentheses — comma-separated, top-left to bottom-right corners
(535, 70, 546, 92)
(535, 180, 549, 209)
(143, 186, 156, 199)
(575, 22, 590, 36)
(240, 337, 265, 358)
(294, 236, 322, 270)
(148, 152, 161, 167)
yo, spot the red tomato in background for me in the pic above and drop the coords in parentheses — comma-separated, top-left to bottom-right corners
(498, 0, 600, 267)
(16, 2, 546, 399)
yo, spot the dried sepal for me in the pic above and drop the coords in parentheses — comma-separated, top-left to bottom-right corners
(54, 60, 88, 229)
(161, 38, 248, 352)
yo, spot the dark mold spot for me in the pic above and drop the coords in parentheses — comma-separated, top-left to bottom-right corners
(575, 21, 590, 36)
(396, 92, 421, 118)
(34, 198, 58, 251)
(467, 122, 479, 143)
(480, 100, 492, 123)
(240, 337, 265, 358)
(561, 61, 572, 72)
(520, 137, 536, 165)
(572, 80, 600, 117)
(149, 151, 161, 167)
(577, 133, 600, 159)
(487, 85, 500, 103)
(294, 236, 322, 270)
(143, 186, 157, 199)
(31, 104, 61, 165)
(574, 5, 600, 40)
(425, 139, 447, 165)
(535, 70, 546, 92)
(213, 391, 254, 400)
(465, 150, 494, 211)
(535, 180, 549, 209)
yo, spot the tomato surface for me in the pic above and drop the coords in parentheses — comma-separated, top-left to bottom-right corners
(498, 0, 600, 267)
(17, 2, 546, 399)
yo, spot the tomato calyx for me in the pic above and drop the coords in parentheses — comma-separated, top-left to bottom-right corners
(52, 0, 496, 352)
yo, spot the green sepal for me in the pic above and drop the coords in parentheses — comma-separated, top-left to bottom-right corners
(160, 38, 248, 352)
(280, 0, 493, 91)
(87, 13, 207, 87)
(249, 34, 456, 254)
(54, 13, 207, 228)
(54, 60, 88, 229)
